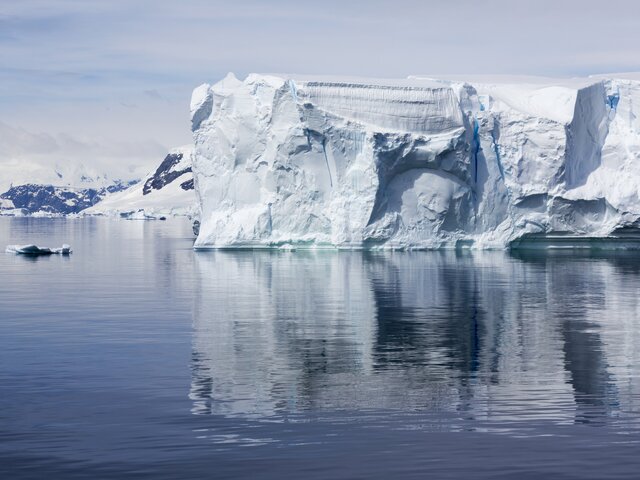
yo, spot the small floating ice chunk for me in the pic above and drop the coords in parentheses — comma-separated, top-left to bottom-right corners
(6, 245, 48, 254)
(51, 244, 72, 255)
(6, 244, 72, 255)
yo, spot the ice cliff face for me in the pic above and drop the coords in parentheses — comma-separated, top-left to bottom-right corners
(191, 73, 640, 249)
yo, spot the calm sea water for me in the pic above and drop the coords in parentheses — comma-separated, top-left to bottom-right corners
(2, 217, 640, 479)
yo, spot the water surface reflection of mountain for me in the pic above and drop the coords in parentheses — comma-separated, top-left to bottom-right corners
(190, 251, 640, 429)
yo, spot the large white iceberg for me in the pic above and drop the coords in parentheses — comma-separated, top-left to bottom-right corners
(190, 73, 640, 249)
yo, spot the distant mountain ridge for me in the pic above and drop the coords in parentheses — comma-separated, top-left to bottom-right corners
(0, 180, 136, 216)
(0, 145, 195, 217)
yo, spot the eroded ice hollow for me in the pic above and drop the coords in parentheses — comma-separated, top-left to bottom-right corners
(190, 73, 640, 249)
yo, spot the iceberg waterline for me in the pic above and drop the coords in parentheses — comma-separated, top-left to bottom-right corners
(190, 73, 640, 249)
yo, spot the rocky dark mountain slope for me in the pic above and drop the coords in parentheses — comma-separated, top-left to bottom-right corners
(0, 181, 136, 215)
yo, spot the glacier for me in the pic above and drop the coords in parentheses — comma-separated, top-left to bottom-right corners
(190, 73, 640, 249)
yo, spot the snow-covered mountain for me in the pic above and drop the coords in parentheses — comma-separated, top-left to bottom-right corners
(0, 181, 136, 216)
(83, 145, 195, 218)
(190, 72, 640, 249)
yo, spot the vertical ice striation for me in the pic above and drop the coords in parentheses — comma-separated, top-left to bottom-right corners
(191, 73, 640, 249)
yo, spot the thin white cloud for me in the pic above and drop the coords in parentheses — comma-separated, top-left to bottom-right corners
(0, 120, 165, 191)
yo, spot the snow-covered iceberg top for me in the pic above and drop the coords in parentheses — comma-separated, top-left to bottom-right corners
(190, 72, 640, 249)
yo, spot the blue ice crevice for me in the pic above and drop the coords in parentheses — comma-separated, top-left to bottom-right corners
(472, 116, 481, 183)
(490, 128, 505, 180)
(321, 138, 334, 188)
(288, 79, 298, 103)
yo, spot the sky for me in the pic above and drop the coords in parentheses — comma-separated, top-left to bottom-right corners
(1, 0, 640, 184)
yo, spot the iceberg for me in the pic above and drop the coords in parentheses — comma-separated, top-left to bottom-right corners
(6, 244, 72, 255)
(190, 73, 640, 249)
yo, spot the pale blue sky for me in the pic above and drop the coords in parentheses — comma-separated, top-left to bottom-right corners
(2, 0, 639, 175)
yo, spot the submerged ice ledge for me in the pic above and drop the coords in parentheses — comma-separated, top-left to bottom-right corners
(190, 72, 640, 250)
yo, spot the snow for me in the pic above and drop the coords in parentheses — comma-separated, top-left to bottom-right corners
(84, 145, 195, 219)
(86, 179, 194, 218)
(191, 73, 640, 249)
(0, 198, 14, 209)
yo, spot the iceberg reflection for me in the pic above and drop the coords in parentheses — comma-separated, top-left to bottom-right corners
(190, 250, 640, 429)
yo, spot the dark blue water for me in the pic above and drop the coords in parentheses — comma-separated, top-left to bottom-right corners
(2, 217, 640, 479)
